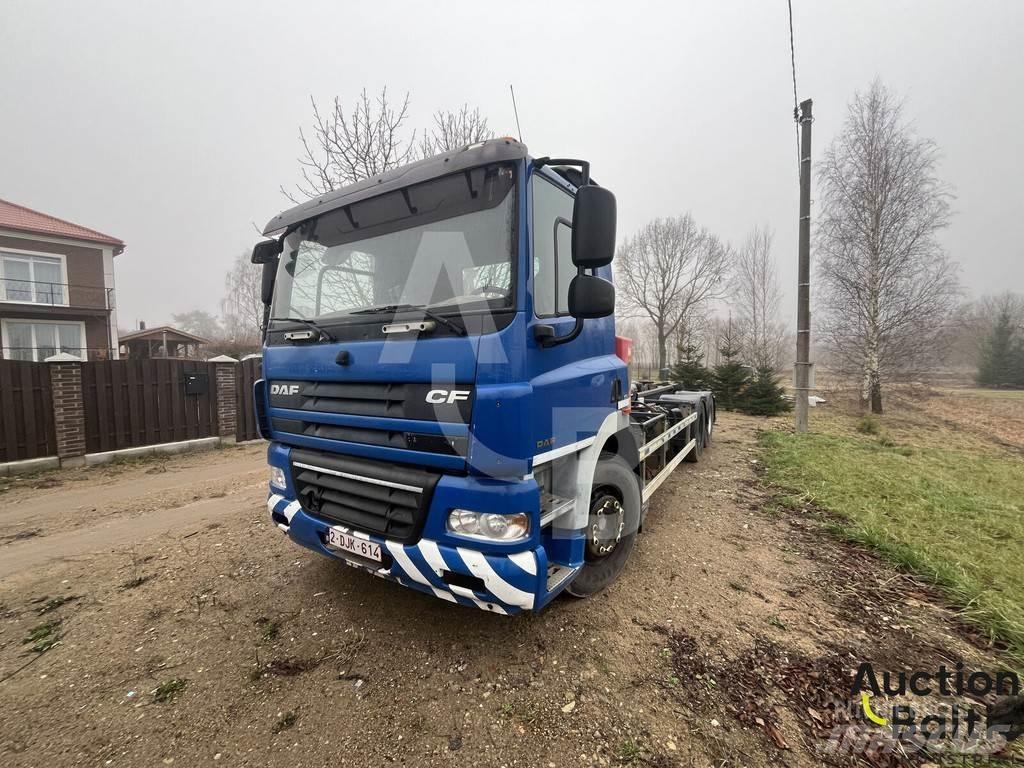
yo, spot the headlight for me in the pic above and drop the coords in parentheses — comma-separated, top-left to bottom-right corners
(447, 509, 530, 541)
(269, 466, 287, 490)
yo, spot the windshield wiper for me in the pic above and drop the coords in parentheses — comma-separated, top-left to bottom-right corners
(273, 316, 336, 342)
(350, 304, 467, 336)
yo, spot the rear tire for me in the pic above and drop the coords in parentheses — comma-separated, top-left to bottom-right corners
(566, 453, 641, 598)
(684, 410, 704, 463)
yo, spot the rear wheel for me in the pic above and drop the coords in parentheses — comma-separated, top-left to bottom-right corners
(566, 453, 641, 598)
(684, 410, 704, 463)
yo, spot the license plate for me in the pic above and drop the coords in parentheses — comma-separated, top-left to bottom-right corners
(325, 528, 382, 562)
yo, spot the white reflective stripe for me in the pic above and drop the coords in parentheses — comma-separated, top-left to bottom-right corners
(532, 436, 595, 466)
(276, 523, 289, 533)
(448, 584, 508, 614)
(508, 551, 536, 576)
(456, 548, 534, 609)
(292, 461, 423, 494)
(385, 541, 456, 602)
(267, 493, 284, 512)
(282, 500, 301, 522)
(617, 398, 631, 410)
(418, 539, 449, 576)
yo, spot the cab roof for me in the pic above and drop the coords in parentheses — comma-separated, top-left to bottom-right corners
(264, 138, 529, 235)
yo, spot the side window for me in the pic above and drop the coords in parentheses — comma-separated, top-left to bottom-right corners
(531, 174, 574, 317)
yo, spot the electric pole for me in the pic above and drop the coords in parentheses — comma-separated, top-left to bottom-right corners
(794, 98, 813, 433)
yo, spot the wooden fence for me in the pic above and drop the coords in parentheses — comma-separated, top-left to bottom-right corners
(0, 360, 57, 462)
(81, 359, 219, 454)
(235, 356, 262, 442)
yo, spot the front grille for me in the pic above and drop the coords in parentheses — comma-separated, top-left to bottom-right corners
(290, 448, 441, 542)
(272, 418, 467, 456)
(269, 381, 474, 423)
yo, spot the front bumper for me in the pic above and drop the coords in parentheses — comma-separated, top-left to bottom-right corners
(267, 492, 555, 614)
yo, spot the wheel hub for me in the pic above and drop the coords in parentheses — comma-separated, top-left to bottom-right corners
(587, 496, 625, 559)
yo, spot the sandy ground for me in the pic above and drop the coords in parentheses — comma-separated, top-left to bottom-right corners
(0, 416, 1015, 767)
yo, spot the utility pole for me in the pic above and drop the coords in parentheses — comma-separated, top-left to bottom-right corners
(794, 98, 813, 433)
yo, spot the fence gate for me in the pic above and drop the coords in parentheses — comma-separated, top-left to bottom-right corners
(235, 356, 262, 442)
(0, 360, 56, 462)
(81, 359, 218, 454)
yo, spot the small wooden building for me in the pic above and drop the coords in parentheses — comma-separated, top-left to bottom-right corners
(119, 325, 208, 359)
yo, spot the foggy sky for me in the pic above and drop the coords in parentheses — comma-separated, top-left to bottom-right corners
(2, 1, 1021, 332)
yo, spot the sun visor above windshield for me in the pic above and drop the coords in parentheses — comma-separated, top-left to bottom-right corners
(264, 138, 529, 235)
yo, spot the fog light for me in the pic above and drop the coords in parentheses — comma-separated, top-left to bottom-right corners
(447, 509, 530, 541)
(270, 466, 287, 490)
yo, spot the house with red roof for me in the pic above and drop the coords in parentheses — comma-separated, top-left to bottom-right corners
(0, 199, 124, 361)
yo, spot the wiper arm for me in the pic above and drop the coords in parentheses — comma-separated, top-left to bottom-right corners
(350, 304, 467, 336)
(274, 316, 336, 342)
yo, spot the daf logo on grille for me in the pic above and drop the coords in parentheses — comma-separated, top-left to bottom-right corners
(271, 383, 301, 396)
(425, 389, 470, 404)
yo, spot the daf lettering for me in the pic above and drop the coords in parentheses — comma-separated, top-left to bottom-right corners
(425, 389, 470, 405)
(270, 384, 301, 396)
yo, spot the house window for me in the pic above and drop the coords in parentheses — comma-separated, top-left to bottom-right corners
(1, 320, 85, 361)
(1, 251, 67, 305)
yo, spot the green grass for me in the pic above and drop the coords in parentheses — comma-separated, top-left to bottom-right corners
(760, 429, 1024, 662)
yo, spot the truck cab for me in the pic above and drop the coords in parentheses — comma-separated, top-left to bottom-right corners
(253, 139, 701, 613)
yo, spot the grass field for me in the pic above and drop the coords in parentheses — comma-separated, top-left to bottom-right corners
(760, 388, 1024, 663)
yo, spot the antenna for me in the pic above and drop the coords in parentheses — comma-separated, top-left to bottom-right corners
(509, 84, 523, 142)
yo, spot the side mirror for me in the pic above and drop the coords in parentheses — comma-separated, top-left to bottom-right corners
(261, 259, 278, 306)
(251, 239, 282, 264)
(571, 186, 616, 269)
(568, 274, 615, 319)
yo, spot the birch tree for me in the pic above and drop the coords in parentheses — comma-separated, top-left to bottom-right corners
(732, 226, 786, 370)
(817, 80, 960, 413)
(616, 215, 731, 372)
(285, 88, 417, 202)
(286, 89, 497, 202)
(419, 105, 493, 156)
(221, 250, 264, 344)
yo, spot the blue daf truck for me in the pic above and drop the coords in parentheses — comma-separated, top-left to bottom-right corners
(251, 138, 715, 614)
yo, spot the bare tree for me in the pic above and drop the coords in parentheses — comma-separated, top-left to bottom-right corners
(420, 105, 493, 157)
(285, 88, 416, 202)
(221, 250, 264, 346)
(731, 226, 786, 370)
(817, 80, 960, 413)
(616, 215, 732, 372)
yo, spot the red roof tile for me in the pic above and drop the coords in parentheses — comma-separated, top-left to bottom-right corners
(0, 198, 124, 250)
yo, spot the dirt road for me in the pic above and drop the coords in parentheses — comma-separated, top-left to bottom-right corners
(0, 417, 1011, 767)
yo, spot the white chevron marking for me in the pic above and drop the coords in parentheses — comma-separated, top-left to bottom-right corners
(456, 548, 534, 609)
(508, 551, 536, 576)
(282, 500, 301, 522)
(385, 541, 456, 603)
(417, 539, 449, 576)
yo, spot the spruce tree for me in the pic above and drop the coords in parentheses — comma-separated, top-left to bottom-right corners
(740, 366, 792, 416)
(711, 322, 751, 410)
(977, 307, 1020, 387)
(670, 340, 712, 391)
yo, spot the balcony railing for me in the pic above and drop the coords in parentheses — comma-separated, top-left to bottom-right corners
(0, 277, 113, 311)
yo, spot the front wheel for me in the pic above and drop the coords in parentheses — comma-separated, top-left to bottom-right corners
(566, 453, 641, 598)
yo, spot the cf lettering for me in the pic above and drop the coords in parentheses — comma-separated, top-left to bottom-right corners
(425, 389, 470, 405)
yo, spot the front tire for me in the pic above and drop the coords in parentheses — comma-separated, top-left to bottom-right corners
(566, 453, 642, 598)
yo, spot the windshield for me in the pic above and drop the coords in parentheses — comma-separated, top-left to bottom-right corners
(272, 163, 516, 322)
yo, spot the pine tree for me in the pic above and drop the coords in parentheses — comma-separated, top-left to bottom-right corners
(740, 366, 792, 416)
(977, 307, 1021, 387)
(710, 322, 751, 410)
(670, 340, 712, 391)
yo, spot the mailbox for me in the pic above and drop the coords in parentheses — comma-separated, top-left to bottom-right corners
(184, 371, 209, 395)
